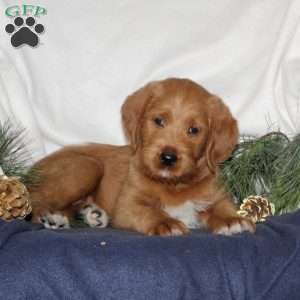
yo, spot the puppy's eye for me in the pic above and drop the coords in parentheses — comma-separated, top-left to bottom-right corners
(153, 117, 165, 128)
(187, 126, 200, 135)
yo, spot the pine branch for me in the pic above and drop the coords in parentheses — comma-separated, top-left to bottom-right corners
(219, 132, 289, 204)
(0, 120, 38, 185)
(270, 134, 300, 214)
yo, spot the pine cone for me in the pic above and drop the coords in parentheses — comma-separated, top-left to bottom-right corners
(237, 195, 275, 223)
(0, 176, 32, 221)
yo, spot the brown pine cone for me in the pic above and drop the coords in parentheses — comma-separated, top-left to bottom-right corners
(0, 176, 32, 221)
(237, 195, 275, 223)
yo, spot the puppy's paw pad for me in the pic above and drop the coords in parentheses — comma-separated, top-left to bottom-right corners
(148, 218, 188, 236)
(39, 213, 70, 229)
(79, 204, 109, 228)
(214, 217, 255, 236)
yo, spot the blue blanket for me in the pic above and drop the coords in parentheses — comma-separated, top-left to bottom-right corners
(1, 211, 300, 300)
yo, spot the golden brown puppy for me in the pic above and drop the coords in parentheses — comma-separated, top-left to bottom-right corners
(29, 78, 255, 235)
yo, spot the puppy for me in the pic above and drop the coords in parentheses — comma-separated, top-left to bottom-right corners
(29, 78, 255, 235)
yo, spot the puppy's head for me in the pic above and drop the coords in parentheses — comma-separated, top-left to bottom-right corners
(122, 78, 238, 183)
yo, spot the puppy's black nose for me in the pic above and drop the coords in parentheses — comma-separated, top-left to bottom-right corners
(160, 151, 178, 166)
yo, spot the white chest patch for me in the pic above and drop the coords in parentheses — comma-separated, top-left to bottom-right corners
(163, 201, 210, 229)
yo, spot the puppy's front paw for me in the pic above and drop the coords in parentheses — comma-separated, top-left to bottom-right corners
(79, 203, 109, 228)
(210, 216, 255, 236)
(147, 218, 189, 236)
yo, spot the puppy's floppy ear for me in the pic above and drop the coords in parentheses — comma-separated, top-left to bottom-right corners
(205, 96, 239, 173)
(121, 81, 161, 150)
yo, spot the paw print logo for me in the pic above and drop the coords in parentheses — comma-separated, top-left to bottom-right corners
(5, 16, 44, 47)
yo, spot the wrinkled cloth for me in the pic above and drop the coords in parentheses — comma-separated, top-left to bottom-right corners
(0, 0, 299, 159)
(0, 211, 300, 300)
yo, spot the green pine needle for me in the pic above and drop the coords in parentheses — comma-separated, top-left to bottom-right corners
(219, 132, 289, 205)
(271, 134, 300, 214)
(0, 120, 39, 185)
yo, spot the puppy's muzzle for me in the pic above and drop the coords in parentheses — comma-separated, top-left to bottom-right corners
(159, 149, 178, 167)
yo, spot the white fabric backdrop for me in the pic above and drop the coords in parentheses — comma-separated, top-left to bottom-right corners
(0, 0, 299, 160)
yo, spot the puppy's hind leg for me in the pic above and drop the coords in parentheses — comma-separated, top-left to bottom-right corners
(29, 149, 104, 227)
(38, 212, 71, 229)
(76, 196, 109, 228)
